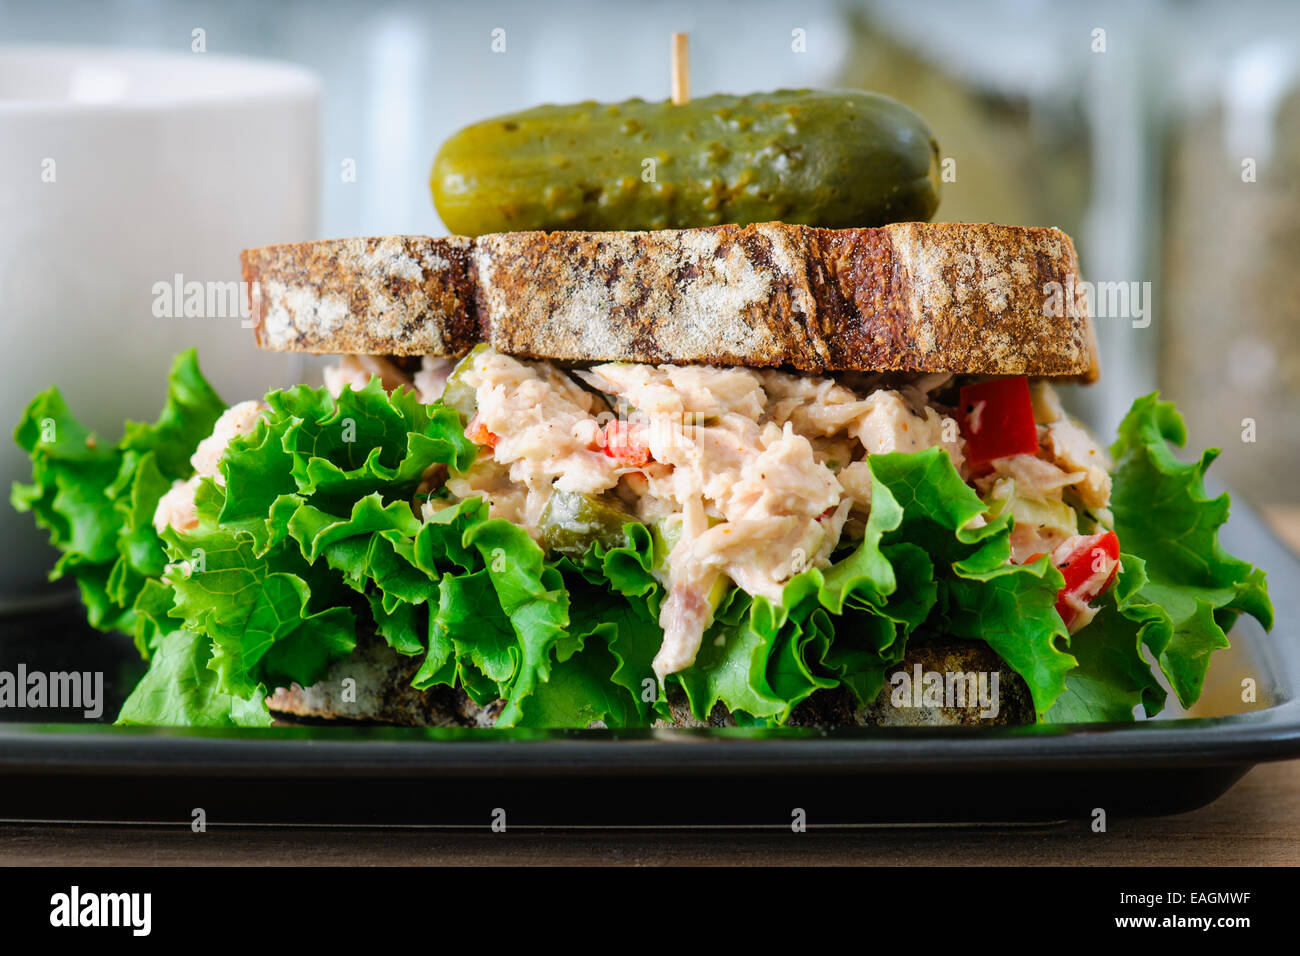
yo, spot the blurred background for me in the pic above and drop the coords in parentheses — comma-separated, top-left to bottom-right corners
(2, 0, 1298, 533)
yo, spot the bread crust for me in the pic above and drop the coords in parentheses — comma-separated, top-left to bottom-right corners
(242, 235, 478, 356)
(243, 222, 1097, 380)
(266, 634, 1035, 728)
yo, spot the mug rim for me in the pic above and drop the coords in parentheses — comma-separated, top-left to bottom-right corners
(0, 43, 320, 114)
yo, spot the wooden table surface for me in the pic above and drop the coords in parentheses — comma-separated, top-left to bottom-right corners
(2, 758, 1297, 866)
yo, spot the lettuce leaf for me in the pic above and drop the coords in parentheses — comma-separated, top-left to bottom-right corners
(117, 628, 273, 727)
(570, 526, 666, 714)
(138, 375, 489, 715)
(1044, 553, 1167, 723)
(1107, 394, 1273, 708)
(550, 548, 667, 724)
(672, 588, 790, 722)
(864, 448, 1074, 717)
(263, 378, 477, 502)
(11, 350, 224, 641)
(161, 480, 357, 698)
(516, 605, 647, 728)
(402, 502, 572, 726)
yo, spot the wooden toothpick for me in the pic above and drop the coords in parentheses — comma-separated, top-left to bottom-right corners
(671, 32, 690, 105)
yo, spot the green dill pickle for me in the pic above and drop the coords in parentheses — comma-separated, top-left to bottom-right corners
(538, 491, 635, 557)
(431, 90, 941, 234)
(439, 343, 489, 421)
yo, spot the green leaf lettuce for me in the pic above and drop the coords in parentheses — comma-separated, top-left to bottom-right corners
(12, 356, 1274, 729)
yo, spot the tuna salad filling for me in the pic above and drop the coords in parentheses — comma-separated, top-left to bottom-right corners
(301, 347, 1112, 681)
(19, 346, 1271, 729)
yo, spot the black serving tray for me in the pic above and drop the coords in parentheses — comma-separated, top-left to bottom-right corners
(1, 493, 1297, 828)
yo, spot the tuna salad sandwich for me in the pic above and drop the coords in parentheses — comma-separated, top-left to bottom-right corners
(12, 82, 1271, 729)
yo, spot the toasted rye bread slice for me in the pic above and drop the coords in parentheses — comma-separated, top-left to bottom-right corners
(243, 222, 1097, 380)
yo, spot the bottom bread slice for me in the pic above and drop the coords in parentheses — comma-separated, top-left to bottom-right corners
(265, 631, 1035, 728)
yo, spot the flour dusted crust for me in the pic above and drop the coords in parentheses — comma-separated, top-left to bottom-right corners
(479, 222, 1097, 379)
(242, 235, 478, 355)
(242, 222, 1098, 380)
(474, 225, 821, 368)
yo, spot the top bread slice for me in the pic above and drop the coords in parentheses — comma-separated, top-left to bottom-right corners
(241, 221, 1098, 381)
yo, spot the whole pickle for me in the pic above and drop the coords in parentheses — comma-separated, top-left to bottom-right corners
(431, 89, 941, 234)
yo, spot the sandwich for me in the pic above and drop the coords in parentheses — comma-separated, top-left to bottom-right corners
(12, 93, 1273, 730)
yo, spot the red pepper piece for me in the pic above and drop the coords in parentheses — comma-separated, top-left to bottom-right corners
(958, 377, 1040, 466)
(600, 421, 651, 467)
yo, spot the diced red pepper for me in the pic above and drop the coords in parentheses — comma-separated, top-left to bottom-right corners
(600, 421, 651, 467)
(465, 413, 498, 448)
(1051, 531, 1121, 629)
(958, 376, 1040, 466)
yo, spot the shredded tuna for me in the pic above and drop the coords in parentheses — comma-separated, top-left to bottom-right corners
(441, 349, 975, 678)
(322, 355, 413, 397)
(152, 400, 268, 533)
(1030, 382, 1113, 510)
(189, 400, 268, 482)
(153, 476, 200, 534)
(413, 356, 455, 404)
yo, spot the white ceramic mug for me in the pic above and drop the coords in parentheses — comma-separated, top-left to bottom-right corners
(0, 45, 319, 602)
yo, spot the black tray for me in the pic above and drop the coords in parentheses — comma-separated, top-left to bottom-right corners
(2, 495, 1297, 827)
